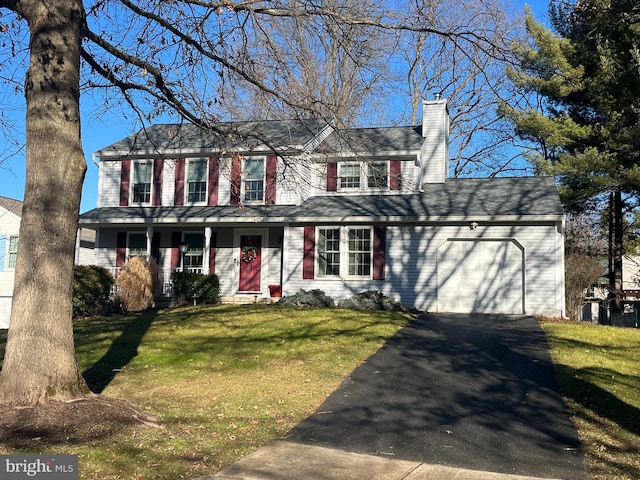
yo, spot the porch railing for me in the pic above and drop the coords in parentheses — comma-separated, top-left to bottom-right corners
(108, 266, 204, 297)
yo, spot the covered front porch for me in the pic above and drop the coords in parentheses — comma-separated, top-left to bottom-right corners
(92, 224, 286, 302)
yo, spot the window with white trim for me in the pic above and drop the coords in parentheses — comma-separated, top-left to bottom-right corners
(183, 232, 204, 271)
(318, 228, 341, 276)
(243, 157, 264, 202)
(348, 228, 371, 276)
(132, 160, 152, 204)
(317, 227, 372, 278)
(187, 159, 207, 203)
(128, 233, 146, 259)
(7, 235, 18, 269)
(339, 164, 360, 189)
(367, 162, 388, 188)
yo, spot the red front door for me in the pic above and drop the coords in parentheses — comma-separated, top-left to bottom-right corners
(239, 235, 262, 292)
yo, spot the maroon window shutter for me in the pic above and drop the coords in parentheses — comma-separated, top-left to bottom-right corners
(153, 158, 164, 206)
(171, 231, 182, 272)
(209, 232, 217, 274)
(208, 157, 219, 206)
(116, 232, 127, 267)
(174, 158, 185, 206)
(303, 226, 315, 279)
(326, 162, 337, 192)
(119, 159, 131, 206)
(230, 156, 242, 205)
(373, 225, 386, 280)
(390, 160, 402, 191)
(151, 232, 161, 264)
(265, 155, 277, 205)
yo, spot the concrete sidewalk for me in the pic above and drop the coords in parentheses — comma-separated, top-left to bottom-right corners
(195, 441, 562, 480)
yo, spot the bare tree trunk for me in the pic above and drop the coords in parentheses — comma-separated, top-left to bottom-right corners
(608, 189, 624, 316)
(0, 0, 89, 405)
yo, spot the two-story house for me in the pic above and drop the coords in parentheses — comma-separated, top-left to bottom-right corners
(79, 98, 566, 316)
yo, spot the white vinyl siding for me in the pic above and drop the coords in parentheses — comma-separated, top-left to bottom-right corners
(98, 161, 122, 207)
(0, 297, 11, 329)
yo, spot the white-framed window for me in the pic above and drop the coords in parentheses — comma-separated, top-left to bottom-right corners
(183, 232, 204, 271)
(367, 162, 388, 188)
(348, 228, 371, 276)
(7, 235, 18, 269)
(317, 226, 372, 278)
(243, 157, 265, 202)
(187, 158, 207, 203)
(318, 228, 341, 277)
(132, 160, 153, 204)
(339, 164, 360, 189)
(128, 233, 147, 259)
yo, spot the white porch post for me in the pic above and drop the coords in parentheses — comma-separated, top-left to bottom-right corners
(74, 229, 81, 265)
(204, 227, 212, 274)
(146, 226, 153, 256)
(281, 224, 289, 295)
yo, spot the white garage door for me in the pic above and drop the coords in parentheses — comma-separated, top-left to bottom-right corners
(0, 297, 11, 329)
(438, 239, 524, 314)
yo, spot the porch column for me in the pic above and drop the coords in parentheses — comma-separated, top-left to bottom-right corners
(146, 226, 153, 256)
(203, 227, 212, 274)
(281, 224, 289, 295)
(74, 229, 81, 264)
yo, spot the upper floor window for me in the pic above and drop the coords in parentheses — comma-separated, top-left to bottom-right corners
(132, 160, 152, 204)
(339, 164, 360, 189)
(7, 235, 18, 269)
(317, 227, 372, 278)
(243, 157, 264, 202)
(187, 159, 207, 203)
(367, 162, 388, 188)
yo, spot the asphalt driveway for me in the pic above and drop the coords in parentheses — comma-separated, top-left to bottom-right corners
(286, 313, 585, 480)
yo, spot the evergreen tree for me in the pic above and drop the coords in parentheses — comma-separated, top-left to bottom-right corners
(502, 2, 640, 314)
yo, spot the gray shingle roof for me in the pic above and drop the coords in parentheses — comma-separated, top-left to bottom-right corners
(0, 196, 23, 217)
(94, 119, 333, 159)
(320, 126, 423, 156)
(79, 176, 562, 226)
(93, 119, 424, 160)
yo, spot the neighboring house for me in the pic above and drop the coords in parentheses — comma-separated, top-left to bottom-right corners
(582, 256, 640, 326)
(79, 99, 566, 316)
(0, 196, 95, 329)
(0, 196, 22, 329)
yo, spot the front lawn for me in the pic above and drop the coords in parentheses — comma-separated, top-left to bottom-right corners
(0, 304, 410, 480)
(541, 321, 640, 480)
(2, 309, 638, 480)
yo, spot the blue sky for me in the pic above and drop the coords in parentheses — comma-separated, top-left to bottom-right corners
(0, 1, 549, 214)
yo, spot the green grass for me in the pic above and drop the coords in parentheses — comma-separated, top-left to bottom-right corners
(541, 321, 640, 480)
(0, 304, 411, 480)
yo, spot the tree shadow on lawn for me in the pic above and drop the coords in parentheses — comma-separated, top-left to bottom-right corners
(556, 363, 640, 437)
(82, 311, 157, 393)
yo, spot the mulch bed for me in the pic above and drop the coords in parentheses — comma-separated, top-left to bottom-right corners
(0, 395, 160, 449)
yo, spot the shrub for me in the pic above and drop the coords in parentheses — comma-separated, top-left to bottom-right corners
(171, 272, 220, 307)
(73, 265, 115, 317)
(338, 290, 403, 311)
(117, 256, 158, 312)
(278, 289, 335, 307)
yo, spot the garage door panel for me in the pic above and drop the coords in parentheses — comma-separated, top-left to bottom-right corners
(437, 240, 523, 314)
